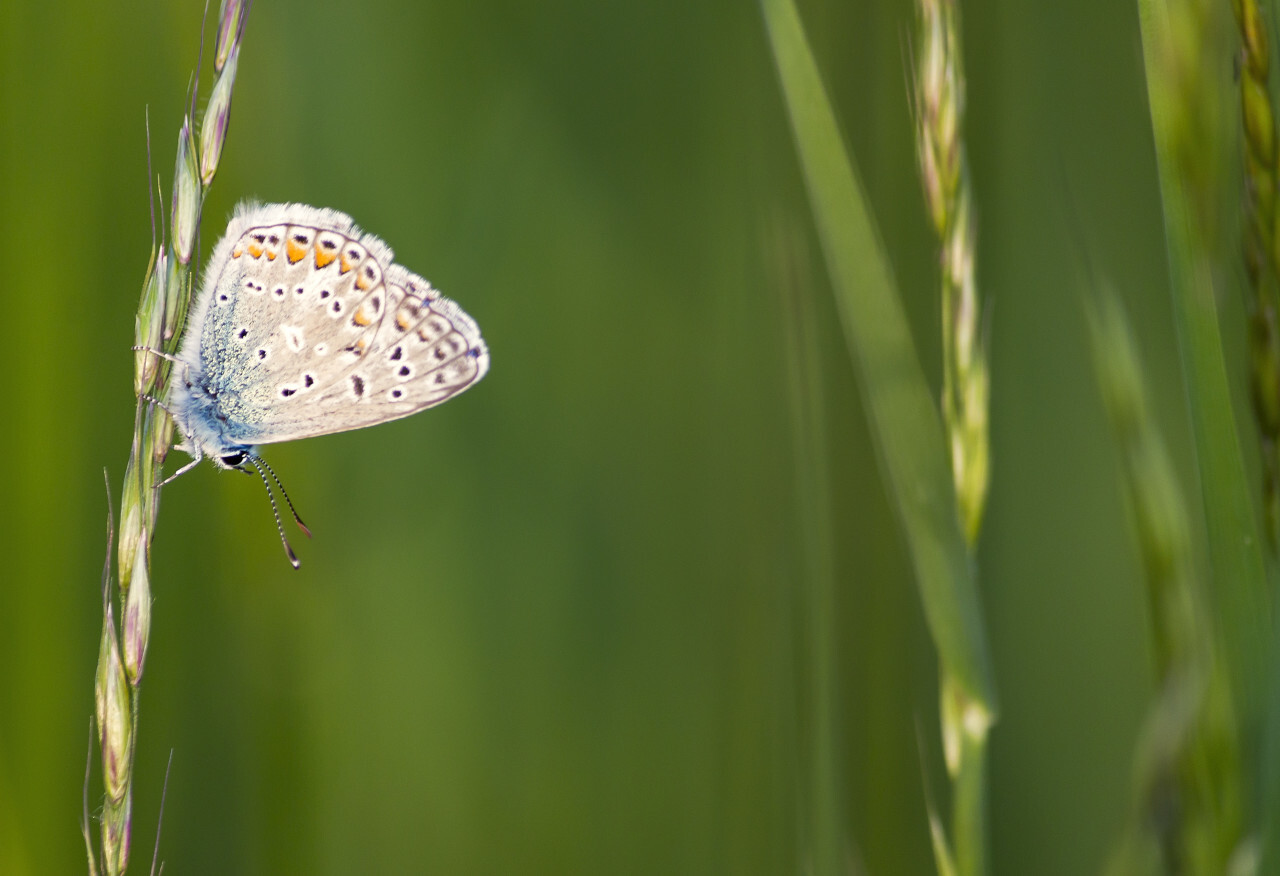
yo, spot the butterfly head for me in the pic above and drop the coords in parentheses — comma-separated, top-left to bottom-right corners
(215, 448, 251, 470)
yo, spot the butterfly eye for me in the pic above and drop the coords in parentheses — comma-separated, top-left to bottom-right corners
(221, 451, 246, 467)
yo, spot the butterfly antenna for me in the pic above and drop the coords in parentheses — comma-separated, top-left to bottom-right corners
(243, 455, 301, 569)
(254, 455, 311, 538)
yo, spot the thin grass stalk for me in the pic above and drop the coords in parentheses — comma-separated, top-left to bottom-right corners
(1136, 0, 1269, 768)
(913, 1, 990, 873)
(915, 0, 988, 547)
(760, 0, 994, 727)
(1089, 292, 1244, 875)
(760, 6, 998, 874)
(90, 3, 251, 872)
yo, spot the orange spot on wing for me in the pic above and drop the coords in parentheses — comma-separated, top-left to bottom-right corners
(352, 308, 372, 327)
(266, 249, 277, 261)
(315, 248, 336, 269)
(340, 254, 355, 274)
(396, 312, 411, 330)
(232, 245, 243, 258)
(286, 240, 307, 263)
(355, 273, 372, 291)
(247, 242, 264, 258)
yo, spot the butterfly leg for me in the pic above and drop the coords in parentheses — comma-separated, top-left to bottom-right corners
(130, 346, 185, 366)
(156, 450, 202, 487)
(140, 388, 185, 415)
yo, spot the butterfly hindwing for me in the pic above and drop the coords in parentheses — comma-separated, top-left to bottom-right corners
(196, 203, 488, 446)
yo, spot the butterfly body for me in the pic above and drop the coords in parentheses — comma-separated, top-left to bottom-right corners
(169, 202, 489, 470)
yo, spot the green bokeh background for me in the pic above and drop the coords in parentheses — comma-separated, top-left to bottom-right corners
(0, 0, 1205, 873)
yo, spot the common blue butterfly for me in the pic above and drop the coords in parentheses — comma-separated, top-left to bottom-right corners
(162, 202, 489, 565)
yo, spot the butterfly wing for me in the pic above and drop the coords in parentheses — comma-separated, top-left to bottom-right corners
(198, 203, 488, 446)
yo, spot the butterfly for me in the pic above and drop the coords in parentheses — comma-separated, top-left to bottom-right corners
(161, 202, 489, 566)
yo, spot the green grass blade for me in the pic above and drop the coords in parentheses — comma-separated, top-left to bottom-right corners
(1135, 0, 1270, 734)
(759, 0, 996, 717)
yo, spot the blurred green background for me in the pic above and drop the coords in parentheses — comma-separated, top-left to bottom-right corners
(0, 0, 1207, 873)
